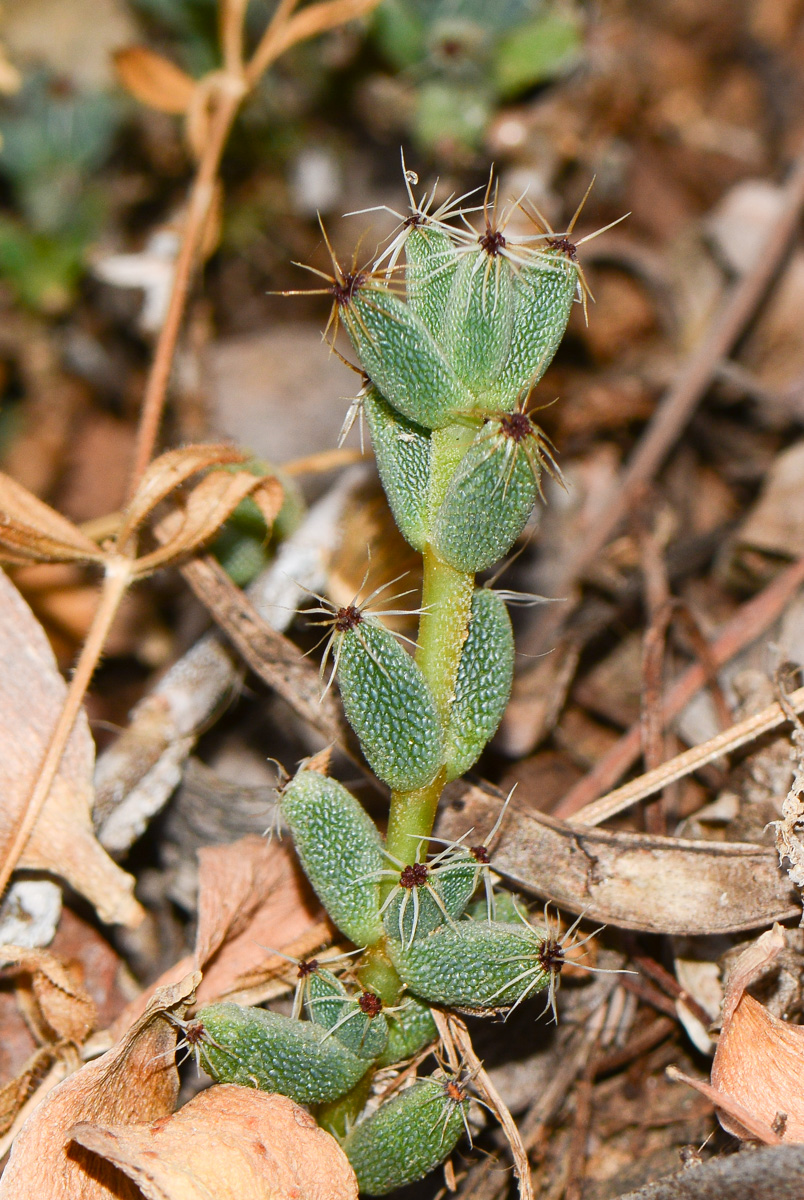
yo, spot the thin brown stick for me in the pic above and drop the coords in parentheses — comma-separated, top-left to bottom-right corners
(221, 0, 249, 73)
(592, 1016, 675, 1077)
(562, 1043, 598, 1200)
(555, 553, 804, 818)
(568, 682, 804, 827)
(245, 0, 299, 83)
(245, 0, 377, 86)
(127, 84, 244, 497)
(433, 1011, 534, 1200)
(0, 561, 132, 899)
(640, 598, 675, 833)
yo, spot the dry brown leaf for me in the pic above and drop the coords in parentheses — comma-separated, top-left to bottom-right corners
(135, 470, 282, 576)
(712, 925, 804, 1140)
(250, 477, 285, 529)
(114, 46, 196, 114)
(115, 444, 247, 553)
(194, 834, 322, 1004)
(0, 972, 199, 1199)
(0, 473, 104, 566)
(436, 780, 799, 935)
(0, 570, 142, 927)
(0, 1045, 56, 1136)
(0, 945, 96, 1044)
(670, 925, 804, 1143)
(69, 1084, 358, 1200)
(50, 907, 133, 1031)
(110, 836, 324, 1037)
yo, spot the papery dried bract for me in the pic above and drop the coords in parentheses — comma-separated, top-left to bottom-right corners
(69, 1085, 358, 1200)
(0, 945, 96, 1044)
(114, 45, 196, 114)
(0, 473, 104, 566)
(0, 973, 199, 1199)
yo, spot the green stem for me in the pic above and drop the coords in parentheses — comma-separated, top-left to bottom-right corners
(317, 1070, 376, 1140)
(356, 944, 403, 1005)
(384, 424, 476, 872)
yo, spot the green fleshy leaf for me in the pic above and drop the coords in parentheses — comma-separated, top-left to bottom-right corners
(305, 969, 389, 1060)
(391, 919, 551, 1010)
(494, 13, 581, 99)
(414, 80, 492, 153)
(337, 619, 443, 791)
(345, 282, 472, 429)
(446, 589, 514, 779)
(443, 247, 515, 394)
(342, 1075, 469, 1196)
(432, 417, 545, 572)
(196, 1002, 368, 1104)
(383, 852, 480, 945)
(405, 225, 458, 339)
(364, 388, 431, 551)
(376, 996, 437, 1067)
(280, 770, 384, 946)
(492, 250, 578, 405)
(371, 0, 427, 69)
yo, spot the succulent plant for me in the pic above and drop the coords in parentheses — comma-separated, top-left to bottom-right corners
(195, 161, 609, 1194)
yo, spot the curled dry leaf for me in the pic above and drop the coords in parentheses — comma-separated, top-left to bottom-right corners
(0, 945, 96, 1044)
(0, 972, 200, 1199)
(0, 570, 142, 927)
(674, 925, 804, 1143)
(114, 46, 196, 115)
(135, 470, 282, 576)
(69, 1084, 358, 1200)
(0, 1045, 56, 1137)
(0, 473, 104, 566)
(436, 781, 799, 935)
(115, 443, 248, 554)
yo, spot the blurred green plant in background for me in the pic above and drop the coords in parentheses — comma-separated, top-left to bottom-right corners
(0, 71, 121, 312)
(371, 0, 581, 157)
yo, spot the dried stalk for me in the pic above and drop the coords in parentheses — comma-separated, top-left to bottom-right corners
(0, 561, 131, 900)
(573, 684, 804, 827)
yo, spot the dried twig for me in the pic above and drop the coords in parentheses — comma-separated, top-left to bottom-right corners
(556, 553, 804, 818)
(568, 682, 804, 827)
(128, 0, 381, 494)
(431, 1010, 534, 1200)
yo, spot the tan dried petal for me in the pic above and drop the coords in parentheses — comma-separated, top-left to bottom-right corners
(0, 945, 96, 1044)
(69, 1085, 358, 1200)
(133, 469, 281, 576)
(116, 443, 247, 553)
(0, 973, 199, 1199)
(0, 474, 104, 566)
(114, 46, 196, 114)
